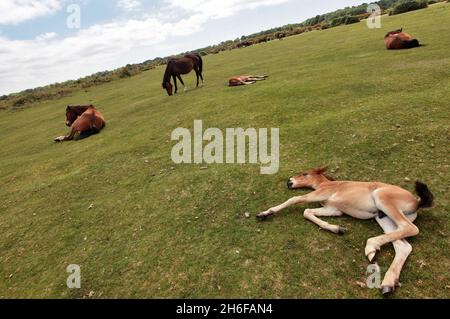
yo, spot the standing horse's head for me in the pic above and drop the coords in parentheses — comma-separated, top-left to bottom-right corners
(287, 167, 334, 190)
(163, 82, 173, 96)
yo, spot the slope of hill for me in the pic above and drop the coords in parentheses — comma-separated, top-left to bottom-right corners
(0, 3, 449, 298)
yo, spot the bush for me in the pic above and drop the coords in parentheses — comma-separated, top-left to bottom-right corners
(345, 16, 360, 24)
(330, 15, 360, 26)
(390, 0, 428, 15)
(118, 67, 132, 78)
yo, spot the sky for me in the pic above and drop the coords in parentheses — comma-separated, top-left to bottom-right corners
(0, 0, 368, 95)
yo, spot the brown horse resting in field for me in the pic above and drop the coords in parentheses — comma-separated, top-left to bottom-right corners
(162, 54, 204, 96)
(257, 167, 434, 295)
(54, 105, 106, 142)
(385, 28, 421, 49)
(229, 75, 268, 87)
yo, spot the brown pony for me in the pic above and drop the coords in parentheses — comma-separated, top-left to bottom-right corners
(229, 75, 268, 87)
(54, 105, 106, 142)
(385, 28, 421, 49)
(162, 54, 204, 96)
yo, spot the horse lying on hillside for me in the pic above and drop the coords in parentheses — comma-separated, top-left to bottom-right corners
(257, 167, 434, 295)
(54, 105, 106, 142)
(228, 75, 268, 87)
(385, 28, 421, 49)
(162, 54, 204, 96)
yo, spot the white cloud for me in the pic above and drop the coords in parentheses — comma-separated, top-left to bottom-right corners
(35, 32, 58, 41)
(0, 0, 63, 25)
(0, 0, 290, 95)
(117, 0, 141, 11)
(166, 0, 289, 19)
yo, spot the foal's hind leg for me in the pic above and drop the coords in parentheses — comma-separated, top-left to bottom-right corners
(376, 214, 416, 295)
(365, 191, 419, 262)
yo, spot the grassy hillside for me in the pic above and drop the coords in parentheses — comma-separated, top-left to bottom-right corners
(1, 3, 449, 298)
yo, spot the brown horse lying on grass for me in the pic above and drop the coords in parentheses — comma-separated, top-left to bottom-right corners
(54, 105, 106, 142)
(385, 28, 421, 49)
(257, 167, 434, 295)
(229, 75, 268, 87)
(162, 54, 204, 96)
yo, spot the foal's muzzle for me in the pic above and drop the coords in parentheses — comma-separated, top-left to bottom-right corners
(287, 178, 294, 189)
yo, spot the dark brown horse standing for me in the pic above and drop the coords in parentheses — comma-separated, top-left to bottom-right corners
(54, 105, 106, 142)
(385, 28, 421, 50)
(162, 54, 204, 96)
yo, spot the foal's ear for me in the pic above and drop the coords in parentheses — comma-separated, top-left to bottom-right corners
(314, 167, 328, 175)
(66, 106, 71, 111)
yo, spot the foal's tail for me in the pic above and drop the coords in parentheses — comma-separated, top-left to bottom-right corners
(415, 181, 434, 209)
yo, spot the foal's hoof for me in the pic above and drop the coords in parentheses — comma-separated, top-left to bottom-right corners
(381, 286, 395, 295)
(54, 136, 64, 142)
(337, 226, 347, 235)
(256, 211, 273, 222)
(256, 215, 267, 222)
(366, 251, 378, 263)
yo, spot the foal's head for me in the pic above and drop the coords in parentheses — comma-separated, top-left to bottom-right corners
(287, 167, 334, 190)
(163, 82, 173, 96)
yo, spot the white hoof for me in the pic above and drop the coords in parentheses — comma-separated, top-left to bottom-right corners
(365, 239, 380, 262)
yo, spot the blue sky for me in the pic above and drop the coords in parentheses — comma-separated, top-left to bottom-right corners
(0, 0, 368, 95)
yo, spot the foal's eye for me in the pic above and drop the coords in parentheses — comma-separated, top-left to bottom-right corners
(302, 173, 308, 177)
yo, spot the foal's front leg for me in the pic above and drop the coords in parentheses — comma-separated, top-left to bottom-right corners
(257, 190, 329, 220)
(303, 207, 346, 234)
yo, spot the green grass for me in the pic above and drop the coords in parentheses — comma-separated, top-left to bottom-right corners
(1, 3, 449, 299)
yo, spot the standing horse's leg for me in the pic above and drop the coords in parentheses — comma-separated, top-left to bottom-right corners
(172, 75, 178, 94)
(177, 75, 187, 92)
(195, 69, 200, 87)
(376, 215, 416, 295)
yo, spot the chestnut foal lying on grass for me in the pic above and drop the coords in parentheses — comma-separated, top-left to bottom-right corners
(257, 167, 434, 295)
(228, 75, 268, 86)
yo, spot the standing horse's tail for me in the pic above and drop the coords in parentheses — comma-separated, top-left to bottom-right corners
(196, 53, 203, 74)
(415, 181, 434, 209)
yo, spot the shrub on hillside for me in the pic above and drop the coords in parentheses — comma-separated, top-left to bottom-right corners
(345, 16, 360, 24)
(390, 0, 428, 15)
(330, 15, 360, 26)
